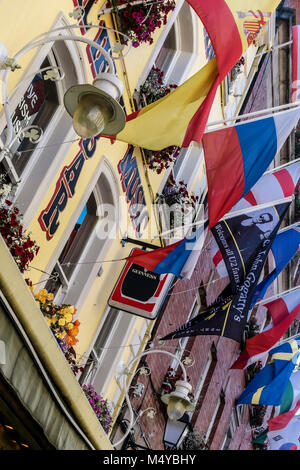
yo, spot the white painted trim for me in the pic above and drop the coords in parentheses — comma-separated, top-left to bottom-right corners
(48, 157, 120, 312)
(92, 311, 137, 396)
(0, 13, 88, 227)
(134, 0, 185, 91)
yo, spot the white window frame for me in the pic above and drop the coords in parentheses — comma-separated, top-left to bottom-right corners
(192, 349, 213, 405)
(136, 0, 199, 92)
(172, 143, 205, 192)
(0, 13, 88, 227)
(220, 407, 242, 450)
(45, 157, 119, 312)
(79, 305, 139, 400)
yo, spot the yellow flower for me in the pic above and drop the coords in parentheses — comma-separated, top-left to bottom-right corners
(62, 306, 75, 315)
(64, 313, 73, 323)
(47, 293, 54, 301)
(57, 331, 66, 339)
(66, 322, 74, 330)
(35, 289, 50, 304)
(58, 318, 65, 326)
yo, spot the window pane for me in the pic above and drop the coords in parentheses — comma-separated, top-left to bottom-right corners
(1, 56, 59, 178)
(59, 193, 98, 280)
(45, 266, 63, 297)
(93, 309, 120, 357)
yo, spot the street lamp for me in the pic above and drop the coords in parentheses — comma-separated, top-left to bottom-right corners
(0, 23, 127, 159)
(113, 348, 195, 448)
(163, 412, 191, 449)
(161, 379, 194, 420)
(64, 72, 126, 139)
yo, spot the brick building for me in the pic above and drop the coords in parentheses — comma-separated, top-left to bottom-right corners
(112, 0, 300, 451)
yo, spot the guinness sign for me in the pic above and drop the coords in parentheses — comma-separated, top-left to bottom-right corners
(109, 248, 174, 319)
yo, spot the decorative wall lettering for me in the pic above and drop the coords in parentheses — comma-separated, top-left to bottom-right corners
(72, 0, 95, 35)
(38, 18, 129, 241)
(38, 18, 116, 240)
(38, 136, 100, 240)
(86, 21, 115, 78)
(118, 146, 149, 238)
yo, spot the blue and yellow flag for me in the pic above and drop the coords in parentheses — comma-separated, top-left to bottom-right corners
(237, 338, 300, 406)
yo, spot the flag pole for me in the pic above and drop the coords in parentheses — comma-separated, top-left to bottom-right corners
(222, 196, 293, 221)
(205, 101, 300, 132)
(254, 40, 293, 58)
(255, 285, 300, 307)
(263, 156, 300, 175)
(154, 196, 293, 239)
(278, 221, 300, 233)
(278, 332, 300, 346)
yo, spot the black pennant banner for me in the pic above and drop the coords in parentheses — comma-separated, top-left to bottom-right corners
(162, 202, 291, 343)
(211, 204, 289, 292)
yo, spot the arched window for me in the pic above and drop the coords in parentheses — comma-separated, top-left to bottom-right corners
(0, 16, 87, 225)
(46, 159, 119, 311)
(136, 0, 199, 91)
(154, 1, 198, 85)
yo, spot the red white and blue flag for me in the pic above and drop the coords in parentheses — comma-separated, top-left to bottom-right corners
(250, 224, 300, 306)
(126, 224, 207, 279)
(268, 394, 300, 450)
(202, 107, 300, 228)
(231, 289, 300, 370)
(211, 161, 300, 277)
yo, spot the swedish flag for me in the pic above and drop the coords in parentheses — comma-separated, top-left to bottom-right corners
(237, 338, 300, 406)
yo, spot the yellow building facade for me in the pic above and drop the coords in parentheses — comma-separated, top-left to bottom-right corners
(0, 0, 270, 449)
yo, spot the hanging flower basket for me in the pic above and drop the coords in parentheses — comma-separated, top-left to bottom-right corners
(0, 199, 39, 274)
(33, 288, 80, 346)
(160, 366, 194, 401)
(157, 174, 199, 233)
(145, 146, 180, 174)
(249, 404, 267, 428)
(139, 67, 179, 173)
(139, 67, 177, 105)
(108, 0, 176, 48)
(181, 431, 209, 450)
(82, 384, 113, 434)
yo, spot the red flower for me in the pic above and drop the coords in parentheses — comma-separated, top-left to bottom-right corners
(5, 200, 12, 206)
(14, 245, 23, 256)
(26, 239, 34, 248)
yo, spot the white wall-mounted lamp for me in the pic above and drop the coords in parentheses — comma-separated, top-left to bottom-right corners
(113, 348, 195, 448)
(0, 23, 128, 161)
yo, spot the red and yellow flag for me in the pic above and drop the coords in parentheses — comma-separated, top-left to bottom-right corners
(114, 0, 280, 151)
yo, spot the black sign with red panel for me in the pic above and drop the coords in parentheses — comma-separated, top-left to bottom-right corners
(109, 248, 174, 319)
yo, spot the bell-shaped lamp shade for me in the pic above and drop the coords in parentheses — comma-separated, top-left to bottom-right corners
(64, 73, 126, 139)
(167, 396, 188, 421)
(72, 94, 114, 139)
(161, 380, 195, 421)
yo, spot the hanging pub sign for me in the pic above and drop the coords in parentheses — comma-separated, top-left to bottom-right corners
(109, 248, 174, 319)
